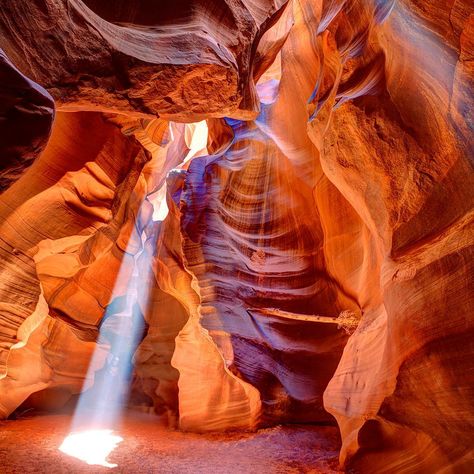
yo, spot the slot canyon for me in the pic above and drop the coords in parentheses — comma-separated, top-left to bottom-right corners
(0, 0, 473, 472)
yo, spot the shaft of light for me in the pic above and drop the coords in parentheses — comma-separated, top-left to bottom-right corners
(60, 209, 156, 468)
(59, 121, 209, 468)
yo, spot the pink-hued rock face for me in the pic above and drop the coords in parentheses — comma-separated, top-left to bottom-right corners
(0, 0, 473, 472)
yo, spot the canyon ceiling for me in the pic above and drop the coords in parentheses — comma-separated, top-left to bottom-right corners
(0, 0, 473, 472)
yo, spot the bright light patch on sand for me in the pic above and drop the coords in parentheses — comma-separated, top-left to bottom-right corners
(59, 430, 123, 468)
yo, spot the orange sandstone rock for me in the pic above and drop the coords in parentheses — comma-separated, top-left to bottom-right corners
(0, 1, 472, 473)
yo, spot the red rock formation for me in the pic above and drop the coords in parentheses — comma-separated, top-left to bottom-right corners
(303, 1, 474, 472)
(0, 0, 291, 121)
(0, 0, 473, 472)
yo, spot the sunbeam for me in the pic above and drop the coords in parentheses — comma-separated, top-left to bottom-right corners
(58, 121, 209, 468)
(58, 234, 151, 467)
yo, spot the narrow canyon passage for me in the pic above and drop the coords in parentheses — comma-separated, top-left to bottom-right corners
(0, 0, 473, 473)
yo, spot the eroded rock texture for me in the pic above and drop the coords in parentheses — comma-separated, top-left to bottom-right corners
(0, 0, 290, 121)
(0, 0, 473, 473)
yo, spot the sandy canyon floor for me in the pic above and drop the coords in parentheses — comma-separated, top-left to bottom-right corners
(0, 413, 342, 473)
